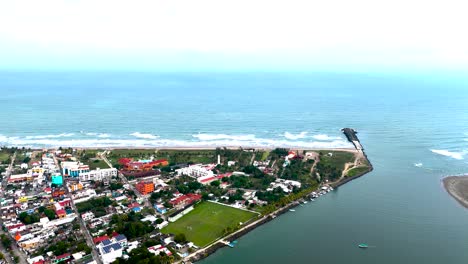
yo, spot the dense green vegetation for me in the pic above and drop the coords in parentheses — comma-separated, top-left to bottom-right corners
(280, 159, 315, 184)
(114, 246, 174, 264)
(1, 234, 12, 249)
(315, 151, 355, 181)
(162, 202, 257, 247)
(110, 212, 156, 239)
(76, 197, 113, 217)
(18, 212, 41, 224)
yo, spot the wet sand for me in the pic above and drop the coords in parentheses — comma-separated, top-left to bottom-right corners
(443, 176, 468, 208)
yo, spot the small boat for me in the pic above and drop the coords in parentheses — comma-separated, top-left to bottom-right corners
(228, 240, 238, 248)
(358, 244, 369, 249)
(311, 199, 315, 202)
(289, 209, 296, 212)
(303, 201, 308, 204)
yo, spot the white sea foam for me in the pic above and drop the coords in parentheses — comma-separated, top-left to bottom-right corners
(82, 132, 110, 138)
(430, 149, 465, 160)
(0, 135, 354, 149)
(130, 132, 159, 139)
(414, 163, 423, 167)
(283, 132, 308, 140)
(192, 133, 256, 141)
(24, 133, 75, 139)
(312, 134, 342, 141)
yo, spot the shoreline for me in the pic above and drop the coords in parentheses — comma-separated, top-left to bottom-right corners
(442, 176, 468, 209)
(23, 146, 357, 152)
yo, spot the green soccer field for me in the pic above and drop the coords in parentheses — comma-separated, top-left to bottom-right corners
(162, 202, 258, 247)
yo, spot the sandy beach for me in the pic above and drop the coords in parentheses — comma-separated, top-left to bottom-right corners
(443, 176, 468, 208)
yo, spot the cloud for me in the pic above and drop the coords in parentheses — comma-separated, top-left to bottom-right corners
(0, 0, 467, 70)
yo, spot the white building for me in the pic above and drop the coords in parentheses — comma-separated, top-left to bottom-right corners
(79, 168, 118, 182)
(267, 179, 301, 193)
(148, 245, 172, 257)
(97, 235, 127, 264)
(61, 161, 90, 177)
(175, 164, 214, 178)
(81, 212, 95, 221)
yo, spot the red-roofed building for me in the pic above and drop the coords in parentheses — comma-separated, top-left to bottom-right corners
(119, 158, 169, 172)
(44, 187, 52, 194)
(127, 202, 141, 209)
(33, 260, 45, 264)
(7, 223, 25, 233)
(59, 199, 71, 207)
(169, 193, 202, 208)
(55, 209, 67, 218)
(54, 253, 71, 263)
(93, 235, 110, 244)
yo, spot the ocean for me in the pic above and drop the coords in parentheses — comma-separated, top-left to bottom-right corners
(2, 71, 468, 263)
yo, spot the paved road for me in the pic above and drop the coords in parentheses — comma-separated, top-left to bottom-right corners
(53, 154, 103, 264)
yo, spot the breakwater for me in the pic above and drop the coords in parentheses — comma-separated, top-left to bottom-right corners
(333, 128, 373, 188)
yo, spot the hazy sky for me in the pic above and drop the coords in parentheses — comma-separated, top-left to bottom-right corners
(0, 0, 467, 71)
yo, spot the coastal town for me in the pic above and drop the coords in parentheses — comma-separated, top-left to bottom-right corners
(0, 130, 372, 264)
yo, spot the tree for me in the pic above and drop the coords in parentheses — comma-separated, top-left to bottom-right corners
(174, 233, 186, 243)
(210, 180, 220, 187)
(44, 209, 56, 220)
(1, 234, 11, 249)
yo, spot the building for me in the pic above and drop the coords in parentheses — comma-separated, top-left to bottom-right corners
(51, 175, 63, 186)
(119, 158, 168, 172)
(267, 179, 301, 193)
(169, 193, 202, 208)
(52, 253, 71, 264)
(68, 182, 83, 192)
(55, 209, 67, 219)
(147, 245, 172, 257)
(175, 164, 214, 178)
(136, 181, 154, 195)
(81, 212, 95, 221)
(61, 161, 90, 177)
(79, 168, 118, 182)
(97, 235, 127, 264)
(154, 203, 167, 214)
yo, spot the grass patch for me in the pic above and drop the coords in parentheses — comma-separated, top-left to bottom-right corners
(0, 152, 10, 164)
(317, 151, 355, 169)
(88, 159, 110, 170)
(161, 202, 257, 247)
(346, 166, 370, 177)
(157, 149, 217, 164)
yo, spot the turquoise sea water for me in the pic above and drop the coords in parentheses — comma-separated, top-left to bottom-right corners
(2, 71, 468, 263)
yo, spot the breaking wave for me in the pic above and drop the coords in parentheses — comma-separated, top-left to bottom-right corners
(0, 134, 353, 149)
(24, 133, 75, 139)
(130, 132, 159, 139)
(283, 132, 308, 140)
(414, 163, 423, 167)
(430, 149, 465, 160)
(312, 134, 342, 141)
